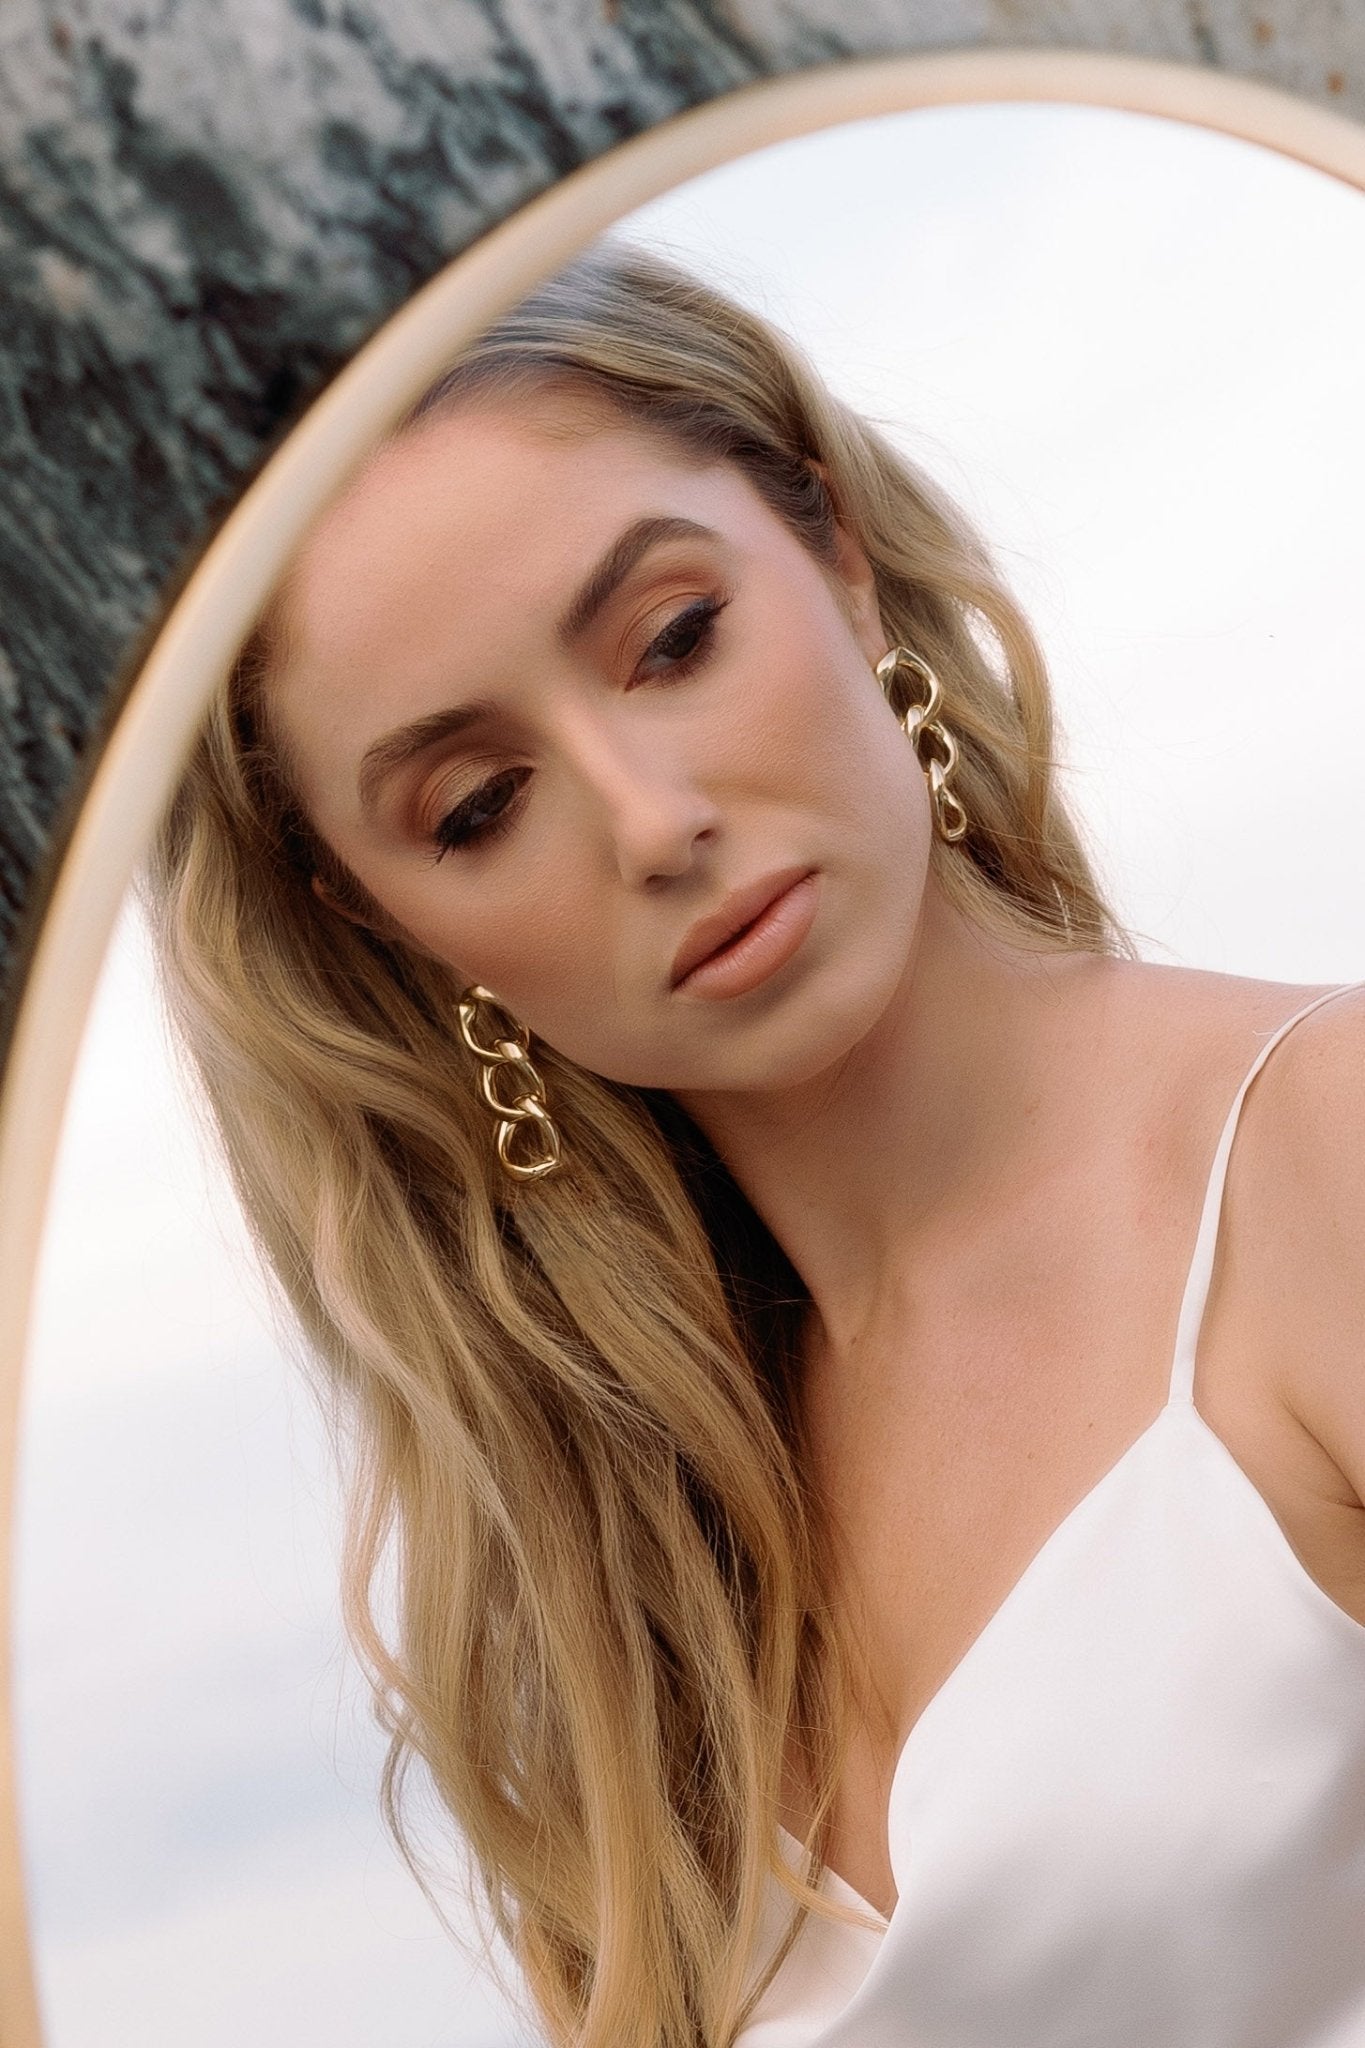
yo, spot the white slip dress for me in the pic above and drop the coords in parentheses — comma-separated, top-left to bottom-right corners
(736, 980, 1365, 2048)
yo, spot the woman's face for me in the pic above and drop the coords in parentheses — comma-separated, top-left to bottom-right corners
(267, 389, 933, 1095)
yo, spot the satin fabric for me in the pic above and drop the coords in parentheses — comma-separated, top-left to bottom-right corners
(737, 981, 1365, 2048)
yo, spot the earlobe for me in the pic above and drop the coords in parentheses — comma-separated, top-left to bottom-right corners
(310, 871, 367, 927)
(818, 491, 879, 659)
(843, 551, 886, 661)
(810, 461, 885, 664)
(309, 869, 432, 955)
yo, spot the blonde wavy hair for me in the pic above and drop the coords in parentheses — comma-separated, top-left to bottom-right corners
(140, 239, 1138, 2047)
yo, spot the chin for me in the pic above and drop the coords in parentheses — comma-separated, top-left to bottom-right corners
(661, 962, 904, 1098)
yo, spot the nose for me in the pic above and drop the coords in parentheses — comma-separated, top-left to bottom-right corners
(570, 722, 721, 890)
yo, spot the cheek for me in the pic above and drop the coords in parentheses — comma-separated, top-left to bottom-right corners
(737, 620, 899, 807)
(405, 862, 605, 1018)
(451, 893, 650, 1084)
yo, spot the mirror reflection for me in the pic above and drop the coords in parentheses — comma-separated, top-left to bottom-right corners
(17, 101, 1365, 2048)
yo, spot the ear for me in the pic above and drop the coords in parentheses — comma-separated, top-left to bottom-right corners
(310, 871, 374, 929)
(310, 870, 448, 963)
(809, 459, 886, 668)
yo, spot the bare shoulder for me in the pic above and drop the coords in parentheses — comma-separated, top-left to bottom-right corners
(1103, 959, 1361, 1098)
(1091, 957, 1357, 1134)
(1236, 972, 1365, 1186)
(1103, 961, 1365, 1506)
(1218, 972, 1365, 1508)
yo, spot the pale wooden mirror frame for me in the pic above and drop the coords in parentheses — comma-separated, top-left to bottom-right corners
(3, 44, 1364, 2048)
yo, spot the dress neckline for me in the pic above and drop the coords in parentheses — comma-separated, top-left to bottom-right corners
(778, 977, 1365, 1938)
(779, 1399, 1186, 1932)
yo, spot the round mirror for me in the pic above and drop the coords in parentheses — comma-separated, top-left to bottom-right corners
(9, 68, 1365, 2048)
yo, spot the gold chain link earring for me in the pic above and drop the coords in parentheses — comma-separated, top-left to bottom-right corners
(875, 646, 969, 843)
(455, 986, 563, 1183)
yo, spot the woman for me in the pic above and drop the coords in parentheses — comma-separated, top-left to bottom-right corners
(142, 242, 1365, 2048)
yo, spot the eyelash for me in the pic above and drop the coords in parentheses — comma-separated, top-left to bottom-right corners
(422, 593, 731, 862)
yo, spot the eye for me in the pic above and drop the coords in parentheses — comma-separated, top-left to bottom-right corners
(424, 766, 528, 863)
(634, 594, 729, 683)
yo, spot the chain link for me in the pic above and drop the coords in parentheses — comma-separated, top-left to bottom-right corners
(456, 986, 563, 1181)
(875, 647, 969, 843)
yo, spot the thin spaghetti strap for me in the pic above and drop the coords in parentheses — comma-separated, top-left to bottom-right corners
(1166, 980, 1365, 1406)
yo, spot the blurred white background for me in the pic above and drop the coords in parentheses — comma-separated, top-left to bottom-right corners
(15, 99, 1365, 2047)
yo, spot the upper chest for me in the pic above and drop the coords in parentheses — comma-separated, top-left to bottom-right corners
(810, 1232, 1365, 1759)
(783, 1005, 1365, 1915)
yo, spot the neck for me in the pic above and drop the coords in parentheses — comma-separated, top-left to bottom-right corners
(672, 876, 1116, 1366)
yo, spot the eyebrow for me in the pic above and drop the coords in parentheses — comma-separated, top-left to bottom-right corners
(554, 513, 720, 642)
(357, 700, 495, 819)
(356, 513, 723, 819)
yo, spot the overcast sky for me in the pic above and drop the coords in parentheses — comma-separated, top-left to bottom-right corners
(15, 99, 1365, 2048)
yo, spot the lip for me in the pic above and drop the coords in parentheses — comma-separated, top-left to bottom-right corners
(667, 864, 818, 991)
